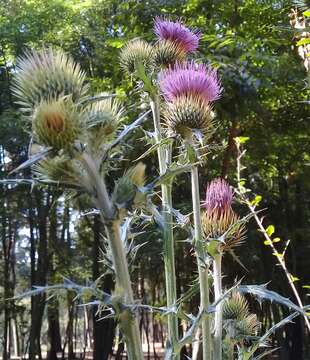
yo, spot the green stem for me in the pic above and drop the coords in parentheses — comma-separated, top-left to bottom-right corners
(213, 253, 223, 360)
(191, 166, 212, 360)
(150, 95, 179, 357)
(80, 152, 143, 360)
(227, 340, 234, 360)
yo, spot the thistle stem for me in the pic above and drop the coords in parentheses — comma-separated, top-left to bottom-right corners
(150, 95, 179, 357)
(191, 166, 212, 360)
(213, 253, 223, 360)
(80, 152, 144, 360)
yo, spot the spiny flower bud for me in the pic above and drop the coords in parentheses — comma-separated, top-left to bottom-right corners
(32, 98, 83, 150)
(163, 95, 214, 138)
(120, 39, 154, 74)
(33, 155, 81, 187)
(13, 48, 89, 113)
(112, 163, 146, 209)
(154, 17, 200, 54)
(87, 96, 124, 150)
(223, 292, 260, 339)
(153, 40, 186, 68)
(223, 292, 249, 321)
(235, 314, 260, 337)
(126, 162, 146, 188)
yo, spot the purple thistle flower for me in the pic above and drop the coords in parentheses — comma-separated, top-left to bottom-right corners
(159, 61, 222, 104)
(154, 17, 200, 53)
(203, 178, 233, 213)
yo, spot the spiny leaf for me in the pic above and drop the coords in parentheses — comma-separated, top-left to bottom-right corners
(135, 137, 173, 162)
(9, 147, 51, 174)
(239, 284, 305, 315)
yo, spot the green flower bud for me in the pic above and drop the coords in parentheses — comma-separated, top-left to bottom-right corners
(87, 96, 124, 151)
(13, 48, 89, 113)
(112, 163, 146, 209)
(34, 155, 82, 187)
(32, 98, 83, 150)
(223, 292, 260, 339)
(223, 292, 249, 321)
(120, 39, 154, 75)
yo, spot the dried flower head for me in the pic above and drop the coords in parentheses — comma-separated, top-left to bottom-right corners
(13, 48, 89, 113)
(159, 61, 222, 104)
(120, 39, 153, 74)
(203, 178, 233, 213)
(33, 98, 83, 150)
(154, 17, 200, 53)
(153, 40, 186, 68)
(163, 95, 214, 138)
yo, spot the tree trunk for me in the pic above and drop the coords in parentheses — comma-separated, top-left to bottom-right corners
(47, 199, 62, 360)
(29, 190, 50, 360)
(92, 215, 115, 360)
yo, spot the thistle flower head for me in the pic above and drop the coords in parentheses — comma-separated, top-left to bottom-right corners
(163, 95, 214, 138)
(33, 98, 83, 150)
(153, 40, 186, 68)
(13, 48, 89, 113)
(159, 61, 222, 104)
(203, 178, 233, 213)
(154, 17, 200, 53)
(120, 39, 153, 74)
(202, 179, 245, 250)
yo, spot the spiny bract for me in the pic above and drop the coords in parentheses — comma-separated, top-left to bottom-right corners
(153, 40, 186, 68)
(163, 95, 214, 138)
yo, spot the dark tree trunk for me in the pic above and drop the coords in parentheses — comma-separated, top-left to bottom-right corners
(92, 215, 115, 360)
(29, 190, 50, 360)
(47, 199, 62, 360)
(47, 299, 62, 360)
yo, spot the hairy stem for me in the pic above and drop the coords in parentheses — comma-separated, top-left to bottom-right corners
(191, 166, 212, 360)
(150, 95, 179, 357)
(80, 152, 144, 360)
(213, 253, 223, 360)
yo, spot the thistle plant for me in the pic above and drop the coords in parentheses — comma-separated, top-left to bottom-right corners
(119, 18, 203, 358)
(159, 60, 222, 360)
(13, 48, 145, 359)
(202, 179, 245, 360)
(9, 17, 310, 360)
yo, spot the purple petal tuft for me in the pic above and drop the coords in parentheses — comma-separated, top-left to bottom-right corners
(203, 178, 233, 212)
(159, 61, 222, 103)
(154, 17, 200, 53)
